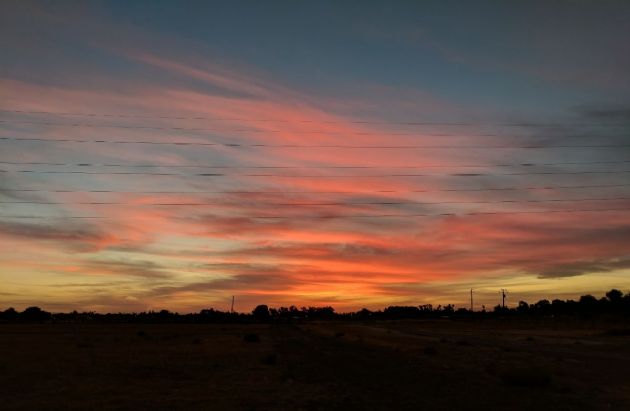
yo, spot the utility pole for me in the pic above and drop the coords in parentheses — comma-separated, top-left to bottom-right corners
(500, 289, 507, 308)
(470, 288, 474, 311)
(230, 296, 235, 313)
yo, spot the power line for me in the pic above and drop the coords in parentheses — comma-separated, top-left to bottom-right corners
(2, 136, 629, 149)
(1, 159, 629, 169)
(0, 207, 628, 220)
(3, 169, 630, 177)
(2, 196, 629, 207)
(1, 109, 626, 127)
(4, 183, 630, 195)
(4, 119, 437, 136)
(0, 215, 104, 219)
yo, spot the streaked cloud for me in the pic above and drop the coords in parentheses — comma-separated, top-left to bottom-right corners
(1, 1, 629, 312)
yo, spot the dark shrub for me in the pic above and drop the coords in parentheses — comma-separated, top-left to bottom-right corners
(423, 346, 438, 356)
(1, 308, 18, 321)
(243, 333, 260, 343)
(261, 354, 277, 365)
(500, 367, 552, 388)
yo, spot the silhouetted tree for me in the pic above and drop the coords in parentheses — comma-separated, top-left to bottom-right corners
(418, 304, 433, 313)
(384, 306, 420, 319)
(579, 295, 598, 314)
(534, 299, 552, 315)
(1, 307, 18, 321)
(3, 288, 628, 323)
(252, 304, 270, 321)
(494, 304, 509, 314)
(21, 306, 52, 322)
(355, 308, 372, 320)
(304, 306, 335, 319)
(606, 289, 623, 303)
(517, 301, 530, 313)
(551, 299, 566, 314)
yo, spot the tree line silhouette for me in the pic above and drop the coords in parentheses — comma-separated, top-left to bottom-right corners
(1, 289, 629, 323)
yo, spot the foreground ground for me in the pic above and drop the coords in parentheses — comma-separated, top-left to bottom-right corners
(1, 319, 629, 410)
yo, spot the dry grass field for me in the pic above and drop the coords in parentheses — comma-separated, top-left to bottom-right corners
(1, 319, 629, 410)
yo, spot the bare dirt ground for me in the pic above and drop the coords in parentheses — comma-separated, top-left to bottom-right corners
(1, 319, 629, 410)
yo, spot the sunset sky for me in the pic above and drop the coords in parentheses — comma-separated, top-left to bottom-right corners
(1, 1, 629, 313)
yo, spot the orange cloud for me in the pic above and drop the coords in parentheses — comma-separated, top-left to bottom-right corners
(1, 50, 629, 312)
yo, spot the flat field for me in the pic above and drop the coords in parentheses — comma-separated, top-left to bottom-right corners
(1, 319, 629, 410)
